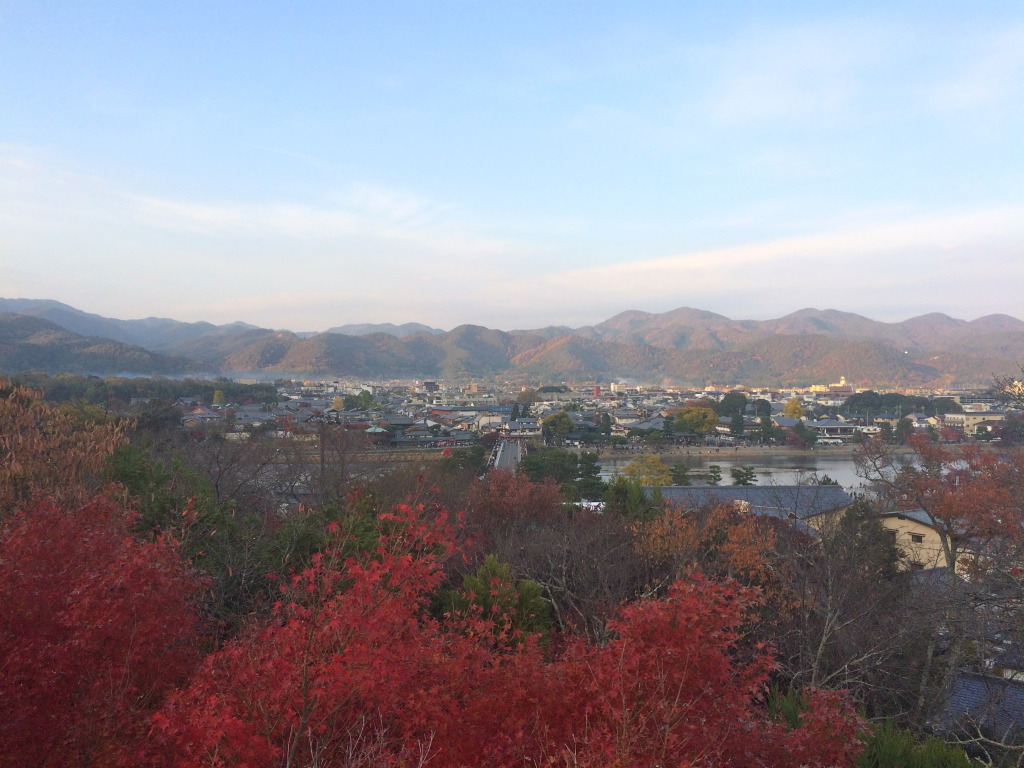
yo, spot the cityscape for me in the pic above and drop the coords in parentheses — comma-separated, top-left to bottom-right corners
(4, 1, 1024, 765)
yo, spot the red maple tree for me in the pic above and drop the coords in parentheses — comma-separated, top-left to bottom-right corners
(149, 503, 864, 767)
(0, 496, 205, 767)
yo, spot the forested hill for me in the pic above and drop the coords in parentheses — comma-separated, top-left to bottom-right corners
(1, 298, 1022, 387)
(0, 313, 198, 376)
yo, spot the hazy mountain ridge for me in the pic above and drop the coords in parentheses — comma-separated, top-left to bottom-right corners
(1, 298, 1022, 387)
(0, 314, 197, 376)
(324, 322, 445, 338)
(0, 298, 256, 349)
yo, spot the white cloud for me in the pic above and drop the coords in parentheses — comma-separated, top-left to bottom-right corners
(3, 145, 1023, 331)
(522, 206, 1024, 324)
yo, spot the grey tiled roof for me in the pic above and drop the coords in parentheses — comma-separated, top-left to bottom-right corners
(935, 672, 1024, 743)
(654, 485, 854, 521)
(879, 508, 935, 527)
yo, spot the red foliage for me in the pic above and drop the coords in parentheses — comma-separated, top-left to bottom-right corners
(0, 497, 204, 767)
(150, 504, 864, 767)
(464, 469, 565, 537)
(876, 436, 1024, 570)
(546, 578, 863, 768)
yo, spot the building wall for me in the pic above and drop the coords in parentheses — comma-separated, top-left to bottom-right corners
(880, 514, 945, 570)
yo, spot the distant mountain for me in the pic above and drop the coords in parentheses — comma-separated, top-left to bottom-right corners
(324, 322, 444, 338)
(1, 299, 1022, 387)
(0, 313, 197, 376)
(0, 298, 257, 349)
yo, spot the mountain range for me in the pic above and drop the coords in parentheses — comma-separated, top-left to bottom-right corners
(1, 298, 1022, 388)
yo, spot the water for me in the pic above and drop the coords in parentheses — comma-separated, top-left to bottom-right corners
(600, 450, 914, 491)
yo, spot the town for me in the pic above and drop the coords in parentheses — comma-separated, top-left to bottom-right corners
(174, 374, 1014, 452)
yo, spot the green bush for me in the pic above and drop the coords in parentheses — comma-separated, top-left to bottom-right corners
(859, 720, 978, 767)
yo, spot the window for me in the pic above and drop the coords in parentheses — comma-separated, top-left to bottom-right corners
(885, 529, 897, 541)
(910, 533, 924, 544)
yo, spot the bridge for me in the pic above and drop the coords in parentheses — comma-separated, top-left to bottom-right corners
(489, 439, 525, 471)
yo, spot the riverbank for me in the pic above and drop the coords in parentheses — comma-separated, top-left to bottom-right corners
(589, 443, 916, 462)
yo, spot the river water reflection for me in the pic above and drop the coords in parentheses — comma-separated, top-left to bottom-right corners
(600, 450, 917, 492)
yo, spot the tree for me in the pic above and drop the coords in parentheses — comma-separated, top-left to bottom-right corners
(635, 501, 782, 589)
(715, 391, 748, 417)
(212, 389, 226, 406)
(603, 475, 652, 519)
(343, 389, 377, 410)
(730, 411, 746, 437)
(150, 504, 864, 768)
(510, 402, 520, 421)
(992, 364, 1024, 409)
(0, 381, 129, 514)
(929, 397, 964, 416)
(574, 451, 608, 500)
(772, 500, 917, 716)
(674, 406, 719, 435)
(752, 398, 773, 420)
(622, 455, 673, 486)
(441, 554, 552, 640)
(731, 465, 757, 486)
(0, 496, 204, 766)
(894, 416, 915, 444)
(558, 578, 864, 768)
(520, 447, 606, 500)
(332, 394, 345, 410)
(783, 397, 806, 419)
(515, 388, 538, 406)
(541, 410, 575, 441)
(759, 416, 781, 444)
(856, 436, 1024, 722)
(670, 462, 691, 486)
(789, 421, 818, 448)
(706, 464, 722, 486)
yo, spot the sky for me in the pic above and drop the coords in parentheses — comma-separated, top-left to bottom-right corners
(1, 1, 1022, 333)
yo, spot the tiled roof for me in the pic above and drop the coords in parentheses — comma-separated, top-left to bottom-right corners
(935, 672, 1024, 743)
(654, 485, 854, 521)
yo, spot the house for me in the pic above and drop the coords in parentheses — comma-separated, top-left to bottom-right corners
(502, 418, 541, 438)
(877, 508, 946, 570)
(805, 418, 860, 441)
(943, 411, 1006, 435)
(771, 416, 802, 431)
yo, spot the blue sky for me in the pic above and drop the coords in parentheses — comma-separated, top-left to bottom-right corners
(2, 1, 1022, 332)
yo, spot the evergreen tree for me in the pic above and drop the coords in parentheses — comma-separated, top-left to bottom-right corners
(706, 464, 722, 486)
(730, 466, 757, 486)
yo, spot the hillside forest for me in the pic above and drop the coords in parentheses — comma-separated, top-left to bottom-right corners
(4, 378, 1024, 766)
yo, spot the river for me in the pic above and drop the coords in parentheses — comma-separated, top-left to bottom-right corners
(599, 448, 917, 492)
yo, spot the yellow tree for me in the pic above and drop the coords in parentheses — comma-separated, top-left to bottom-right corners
(673, 406, 719, 435)
(782, 397, 805, 419)
(622, 455, 673, 486)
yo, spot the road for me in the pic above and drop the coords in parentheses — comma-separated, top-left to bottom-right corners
(492, 440, 523, 470)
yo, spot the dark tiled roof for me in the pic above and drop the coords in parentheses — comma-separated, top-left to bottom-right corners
(653, 485, 853, 521)
(879, 508, 935, 527)
(936, 672, 1024, 743)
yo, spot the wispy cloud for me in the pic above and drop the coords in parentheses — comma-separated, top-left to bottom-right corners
(524, 206, 1024, 323)
(3, 142, 1023, 330)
